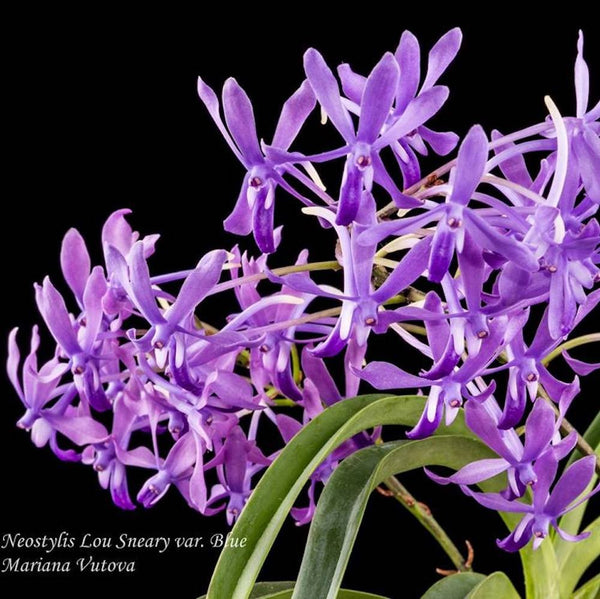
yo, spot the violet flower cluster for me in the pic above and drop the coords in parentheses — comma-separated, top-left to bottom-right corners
(8, 29, 600, 551)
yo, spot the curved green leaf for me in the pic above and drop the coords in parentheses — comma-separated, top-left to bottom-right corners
(558, 517, 600, 599)
(206, 394, 472, 599)
(465, 572, 521, 598)
(554, 425, 600, 597)
(292, 437, 499, 599)
(572, 573, 600, 599)
(565, 411, 600, 470)
(200, 584, 389, 599)
(199, 582, 295, 599)
(421, 573, 487, 599)
(556, 414, 600, 546)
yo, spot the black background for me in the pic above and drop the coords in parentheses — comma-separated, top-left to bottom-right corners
(2, 8, 599, 599)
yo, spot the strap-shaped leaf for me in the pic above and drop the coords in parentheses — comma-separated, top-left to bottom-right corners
(554, 420, 600, 597)
(206, 394, 472, 599)
(464, 572, 520, 598)
(556, 414, 600, 554)
(557, 517, 600, 599)
(292, 437, 499, 599)
(571, 572, 600, 599)
(421, 573, 486, 599)
(200, 582, 390, 599)
(200, 582, 295, 598)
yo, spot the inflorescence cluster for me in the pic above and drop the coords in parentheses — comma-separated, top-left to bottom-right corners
(9, 28, 599, 551)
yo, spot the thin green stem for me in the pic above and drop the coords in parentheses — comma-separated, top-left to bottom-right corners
(382, 475, 471, 572)
(211, 260, 341, 295)
(541, 333, 600, 366)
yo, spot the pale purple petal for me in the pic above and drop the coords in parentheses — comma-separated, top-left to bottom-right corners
(303, 48, 355, 142)
(222, 78, 263, 165)
(419, 126, 459, 156)
(60, 228, 91, 303)
(337, 158, 363, 225)
(429, 223, 456, 283)
(465, 210, 539, 271)
(272, 80, 316, 150)
(421, 27, 462, 91)
(546, 455, 597, 516)
(465, 401, 518, 462)
(556, 527, 591, 543)
(357, 53, 399, 144)
(462, 486, 530, 513)
(572, 128, 600, 202)
(373, 236, 431, 302)
(252, 183, 277, 253)
(522, 400, 556, 462)
(491, 130, 533, 188)
(224, 174, 253, 235)
(7, 328, 24, 402)
(301, 349, 341, 405)
(36, 277, 81, 356)
(406, 390, 443, 439)
(449, 125, 488, 205)
(562, 350, 600, 375)
(359, 361, 426, 389)
(394, 30, 420, 113)
(128, 242, 165, 325)
(45, 414, 109, 445)
(81, 266, 107, 352)
(197, 77, 243, 162)
(426, 458, 508, 486)
(376, 86, 450, 150)
(497, 516, 534, 552)
(166, 250, 227, 324)
(337, 63, 365, 104)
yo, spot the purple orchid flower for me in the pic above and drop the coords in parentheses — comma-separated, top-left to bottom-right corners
(204, 425, 272, 524)
(126, 242, 228, 351)
(337, 28, 461, 187)
(302, 48, 424, 224)
(358, 313, 525, 438)
(463, 451, 600, 551)
(82, 393, 156, 510)
(359, 125, 539, 282)
(270, 198, 431, 357)
(34, 268, 110, 410)
(484, 302, 587, 429)
(197, 77, 316, 253)
(426, 399, 577, 499)
(137, 430, 208, 512)
(228, 246, 319, 402)
(7, 326, 104, 460)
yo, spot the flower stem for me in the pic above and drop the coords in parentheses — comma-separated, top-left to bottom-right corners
(541, 333, 600, 366)
(382, 475, 471, 572)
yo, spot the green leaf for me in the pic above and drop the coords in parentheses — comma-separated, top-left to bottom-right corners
(199, 581, 295, 599)
(465, 572, 521, 599)
(565, 410, 600, 469)
(292, 437, 498, 599)
(421, 573, 487, 598)
(554, 421, 600, 597)
(572, 573, 600, 599)
(557, 413, 600, 544)
(557, 517, 600, 598)
(200, 584, 389, 599)
(205, 394, 472, 599)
